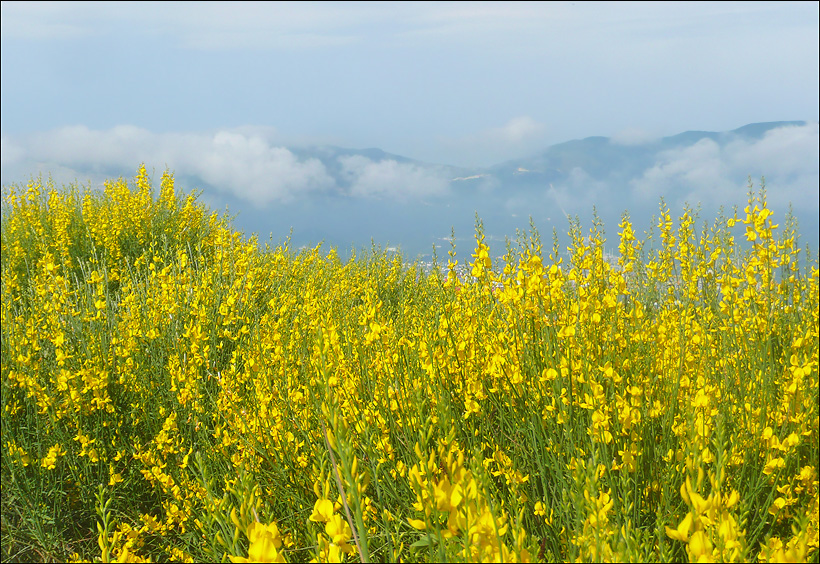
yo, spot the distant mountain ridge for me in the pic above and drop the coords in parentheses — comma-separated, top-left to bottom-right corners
(308, 121, 811, 174)
(273, 121, 812, 200)
(194, 119, 817, 259)
(10, 121, 811, 259)
(1, 120, 814, 261)
(478, 120, 810, 187)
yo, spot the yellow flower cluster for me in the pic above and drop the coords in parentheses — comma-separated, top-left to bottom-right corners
(407, 439, 531, 562)
(1, 168, 817, 562)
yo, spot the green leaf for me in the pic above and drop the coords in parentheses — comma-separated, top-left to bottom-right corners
(410, 535, 438, 548)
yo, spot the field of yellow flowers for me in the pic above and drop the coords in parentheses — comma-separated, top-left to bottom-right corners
(1, 165, 818, 563)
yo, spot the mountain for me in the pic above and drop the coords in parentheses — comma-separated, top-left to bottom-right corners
(424, 120, 818, 259)
(5, 121, 815, 260)
(484, 120, 808, 185)
(195, 120, 818, 260)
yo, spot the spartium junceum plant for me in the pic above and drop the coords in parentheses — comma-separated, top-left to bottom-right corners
(1, 166, 817, 563)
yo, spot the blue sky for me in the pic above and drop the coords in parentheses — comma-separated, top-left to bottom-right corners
(1, 1, 818, 256)
(2, 1, 817, 167)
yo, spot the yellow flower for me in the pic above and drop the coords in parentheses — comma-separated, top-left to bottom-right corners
(558, 324, 576, 339)
(230, 522, 284, 563)
(108, 463, 124, 486)
(763, 457, 785, 476)
(325, 514, 349, 544)
(433, 477, 463, 513)
(688, 530, 713, 560)
(41, 444, 67, 470)
(325, 514, 354, 553)
(308, 499, 335, 523)
(665, 512, 693, 542)
(408, 518, 427, 530)
(768, 497, 786, 516)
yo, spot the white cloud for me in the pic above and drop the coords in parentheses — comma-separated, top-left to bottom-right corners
(0, 2, 106, 40)
(338, 155, 450, 200)
(725, 122, 819, 178)
(2, 126, 336, 205)
(631, 138, 734, 207)
(547, 167, 612, 217)
(439, 116, 548, 167)
(497, 116, 545, 144)
(7, 2, 809, 52)
(180, 132, 335, 205)
(630, 123, 819, 212)
(2, 125, 458, 205)
(610, 127, 659, 146)
(0, 2, 387, 50)
(1, 136, 24, 167)
(27, 125, 152, 168)
(0, 3, 571, 48)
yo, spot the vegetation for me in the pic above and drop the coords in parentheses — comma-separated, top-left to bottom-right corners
(1, 165, 817, 562)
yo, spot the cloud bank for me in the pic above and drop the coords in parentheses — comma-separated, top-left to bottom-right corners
(2, 123, 816, 245)
(1, 125, 453, 205)
(630, 123, 819, 213)
(338, 155, 451, 200)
